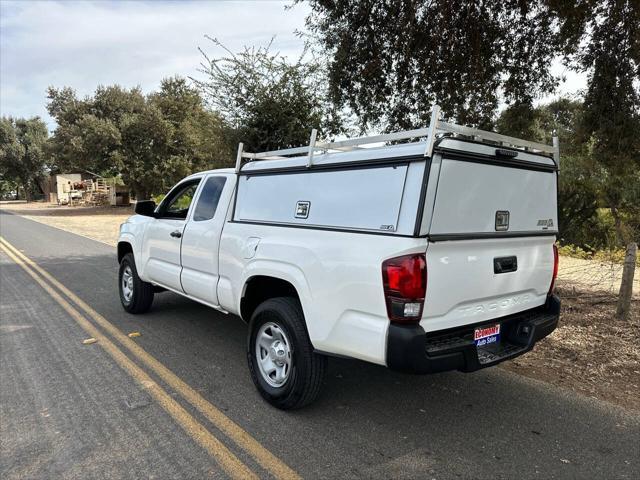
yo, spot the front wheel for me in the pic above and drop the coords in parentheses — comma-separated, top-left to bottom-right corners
(248, 297, 327, 410)
(119, 253, 154, 314)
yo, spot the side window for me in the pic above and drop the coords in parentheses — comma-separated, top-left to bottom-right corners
(160, 180, 200, 219)
(193, 176, 227, 221)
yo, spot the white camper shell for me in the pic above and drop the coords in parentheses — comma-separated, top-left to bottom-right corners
(118, 106, 561, 409)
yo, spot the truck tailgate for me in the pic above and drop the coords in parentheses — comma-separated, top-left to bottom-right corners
(422, 156, 557, 331)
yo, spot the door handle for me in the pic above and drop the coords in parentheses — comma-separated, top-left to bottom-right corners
(170, 230, 182, 238)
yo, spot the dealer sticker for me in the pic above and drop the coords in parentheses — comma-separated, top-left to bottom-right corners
(474, 324, 501, 347)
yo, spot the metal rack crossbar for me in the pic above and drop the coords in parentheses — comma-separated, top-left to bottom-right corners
(235, 105, 559, 172)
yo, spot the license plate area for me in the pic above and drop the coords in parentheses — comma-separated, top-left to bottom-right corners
(474, 323, 501, 347)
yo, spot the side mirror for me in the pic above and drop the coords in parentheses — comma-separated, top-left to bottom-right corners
(135, 200, 157, 217)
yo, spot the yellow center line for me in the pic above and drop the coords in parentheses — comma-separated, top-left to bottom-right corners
(0, 236, 301, 480)
(0, 242, 258, 480)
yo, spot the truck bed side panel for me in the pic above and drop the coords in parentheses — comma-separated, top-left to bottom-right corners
(218, 222, 427, 365)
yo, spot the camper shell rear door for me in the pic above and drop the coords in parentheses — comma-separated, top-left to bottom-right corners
(420, 138, 558, 332)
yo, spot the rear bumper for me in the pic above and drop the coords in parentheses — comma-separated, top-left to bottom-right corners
(386, 295, 560, 373)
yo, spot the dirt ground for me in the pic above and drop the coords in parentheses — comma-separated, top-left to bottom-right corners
(0, 202, 133, 246)
(559, 254, 639, 296)
(501, 286, 640, 412)
(2, 201, 639, 411)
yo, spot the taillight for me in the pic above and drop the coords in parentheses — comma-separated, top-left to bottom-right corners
(549, 244, 559, 295)
(382, 253, 427, 323)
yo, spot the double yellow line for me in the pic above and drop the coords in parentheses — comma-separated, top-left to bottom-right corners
(0, 236, 300, 480)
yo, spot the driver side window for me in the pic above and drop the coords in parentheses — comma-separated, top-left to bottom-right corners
(159, 180, 200, 219)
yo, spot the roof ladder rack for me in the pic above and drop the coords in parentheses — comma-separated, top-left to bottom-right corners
(307, 129, 318, 168)
(424, 105, 441, 157)
(235, 104, 560, 172)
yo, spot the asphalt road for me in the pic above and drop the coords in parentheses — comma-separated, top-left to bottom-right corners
(1, 210, 638, 480)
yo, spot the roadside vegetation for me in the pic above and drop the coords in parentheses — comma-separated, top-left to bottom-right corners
(558, 243, 628, 264)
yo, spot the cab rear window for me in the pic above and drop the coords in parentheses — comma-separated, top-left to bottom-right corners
(193, 176, 226, 221)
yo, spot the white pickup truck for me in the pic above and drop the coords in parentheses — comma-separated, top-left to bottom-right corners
(118, 108, 561, 409)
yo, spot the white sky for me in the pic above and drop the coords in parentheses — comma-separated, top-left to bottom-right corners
(1, 0, 586, 131)
(0, 0, 311, 130)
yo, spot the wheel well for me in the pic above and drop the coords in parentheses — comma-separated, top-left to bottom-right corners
(117, 242, 133, 263)
(240, 276, 300, 322)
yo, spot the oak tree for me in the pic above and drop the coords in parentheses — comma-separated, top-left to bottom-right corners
(0, 116, 49, 201)
(194, 37, 343, 153)
(299, 0, 558, 130)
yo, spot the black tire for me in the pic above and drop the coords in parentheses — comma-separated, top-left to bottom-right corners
(248, 297, 327, 410)
(119, 253, 154, 314)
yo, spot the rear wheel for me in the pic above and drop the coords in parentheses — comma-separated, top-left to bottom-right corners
(119, 253, 154, 314)
(248, 297, 327, 410)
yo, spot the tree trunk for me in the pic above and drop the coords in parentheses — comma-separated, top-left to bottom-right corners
(23, 182, 32, 202)
(610, 206, 628, 246)
(35, 175, 48, 201)
(616, 242, 637, 321)
(132, 186, 150, 201)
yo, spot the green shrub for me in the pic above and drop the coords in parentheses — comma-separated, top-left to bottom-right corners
(557, 243, 627, 263)
(151, 193, 165, 205)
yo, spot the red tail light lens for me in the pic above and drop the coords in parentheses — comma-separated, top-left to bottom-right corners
(382, 253, 427, 323)
(549, 244, 559, 295)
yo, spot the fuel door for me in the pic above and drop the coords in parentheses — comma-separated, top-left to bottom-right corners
(243, 237, 261, 259)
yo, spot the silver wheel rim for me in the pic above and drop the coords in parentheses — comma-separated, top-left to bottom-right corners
(122, 266, 134, 303)
(255, 322, 292, 388)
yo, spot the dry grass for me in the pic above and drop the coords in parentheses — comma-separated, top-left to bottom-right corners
(558, 255, 639, 296)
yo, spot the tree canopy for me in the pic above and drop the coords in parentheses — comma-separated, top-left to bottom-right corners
(299, 0, 558, 130)
(194, 37, 343, 153)
(0, 116, 49, 201)
(550, 0, 640, 243)
(498, 100, 601, 247)
(46, 77, 230, 198)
